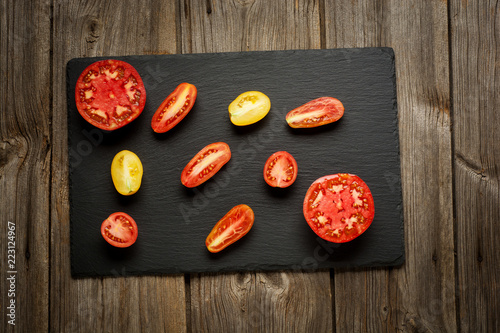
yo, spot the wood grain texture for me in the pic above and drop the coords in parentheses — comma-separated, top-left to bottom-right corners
(450, 0, 500, 331)
(0, 0, 51, 332)
(180, 0, 333, 331)
(1, 0, 498, 331)
(325, 0, 457, 331)
(49, 0, 187, 332)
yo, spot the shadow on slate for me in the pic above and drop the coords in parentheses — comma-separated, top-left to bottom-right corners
(67, 48, 404, 277)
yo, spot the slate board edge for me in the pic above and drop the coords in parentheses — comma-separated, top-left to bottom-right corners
(389, 48, 406, 266)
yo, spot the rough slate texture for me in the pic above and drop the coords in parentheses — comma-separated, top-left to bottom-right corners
(67, 48, 404, 277)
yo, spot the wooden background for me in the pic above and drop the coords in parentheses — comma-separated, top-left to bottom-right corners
(0, 0, 498, 332)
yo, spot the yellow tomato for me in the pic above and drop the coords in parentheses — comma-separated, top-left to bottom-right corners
(111, 150, 143, 195)
(228, 91, 271, 126)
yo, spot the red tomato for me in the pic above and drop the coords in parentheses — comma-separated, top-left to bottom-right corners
(75, 59, 146, 131)
(100, 212, 138, 248)
(263, 151, 298, 188)
(206, 204, 255, 253)
(181, 142, 231, 188)
(151, 83, 197, 133)
(303, 173, 375, 243)
(286, 97, 344, 128)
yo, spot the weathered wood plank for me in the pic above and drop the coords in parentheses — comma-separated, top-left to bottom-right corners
(325, 0, 456, 331)
(450, 1, 500, 331)
(0, 0, 51, 332)
(181, 0, 332, 331)
(49, 1, 187, 332)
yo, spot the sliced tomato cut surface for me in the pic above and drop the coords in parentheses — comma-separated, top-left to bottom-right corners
(206, 204, 254, 253)
(263, 151, 297, 188)
(228, 91, 271, 126)
(110, 150, 143, 196)
(151, 82, 197, 133)
(286, 97, 344, 128)
(181, 142, 231, 188)
(75, 59, 146, 131)
(303, 173, 375, 243)
(101, 212, 138, 248)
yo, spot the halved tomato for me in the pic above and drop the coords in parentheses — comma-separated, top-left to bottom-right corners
(111, 150, 143, 195)
(263, 151, 297, 188)
(151, 82, 197, 133)
(303, 173, 375, 243)
(181, 142, 231, 188)
(101, 212, 138, 248)
(206, 204, 254, 253)
(228, 91, 271, 126)
(286, 97, 344, 128)
(75, 59, 146, 131)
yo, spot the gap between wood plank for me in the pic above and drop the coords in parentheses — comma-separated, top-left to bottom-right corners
(447, 2, 462, 331)
(48, 0, 55, 331)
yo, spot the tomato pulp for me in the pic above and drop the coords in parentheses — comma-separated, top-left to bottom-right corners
(111, 150, 143, 196)
(206, 204, 255, 253)
(181, 142, 231, 188)
(303, 173, 375, 243)
(263, 151, 298, 188)
(152, 82, 197, 133)
(101, 212, 138, 248)
(75, 59, 146, 130)
(286, 97, 344, 128)
(228, 91, 271, 126)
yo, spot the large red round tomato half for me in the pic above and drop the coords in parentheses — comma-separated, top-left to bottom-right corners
(101, 212, 138, 248)
(263, 151, 298, 188)
(75, 59, 146, 131)
(151, 82, 197, 133)
(286, 97, 344, 128)
(206, 204, 254, 253)
(181, 142, 231, 188)
(303, 173, 375, 243)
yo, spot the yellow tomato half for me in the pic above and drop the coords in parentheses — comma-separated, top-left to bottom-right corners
(228, 91, 271, 126)
(111, 150, 143, 195)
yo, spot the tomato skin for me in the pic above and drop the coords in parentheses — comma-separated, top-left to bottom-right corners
(286, 97, 344, 128)
(101, 212, 138, 248)
(206, 204, 255, 253)
(228, 91, 271, 126)
(181, 142, 231, 188)
(263, 151, 298, 188)
(111, 150, 143, 196)
(303, 173, 375, 243)
(75, 59, 146, 131)
(151, 83, 197, 133)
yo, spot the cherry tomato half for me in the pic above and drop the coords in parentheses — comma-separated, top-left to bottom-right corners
(151, 82, 197, 133)
(263, 151, 297, 188)
(75, 59, 146, 131)
(181, 142, 231, 188)
(101, 212, 138, 248)
(206, 204, 255, 253)
(286, 97, 344, 128)
(228, 91, 271, 126)
(111, 150, 143, 196)
(303, 173, 375, 243)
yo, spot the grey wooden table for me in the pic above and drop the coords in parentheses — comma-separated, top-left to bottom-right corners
(1, 0, 498, 332)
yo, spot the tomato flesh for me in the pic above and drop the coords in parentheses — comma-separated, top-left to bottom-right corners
(228, 91, 271, 126)
(286, 97, 344, 128)
(206, 204, 254, 253)
(152, 83, 197, 133)
(181, 142, 231, 188)
(303, 174, 375, 243)
(101, 212, 138, 248)
(263, 151, 297, 188)
(111, 150, 143, 196)
(75, 59, 146, 130)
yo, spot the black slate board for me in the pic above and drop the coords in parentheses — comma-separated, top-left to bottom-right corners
(67, 48, 404, 277)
